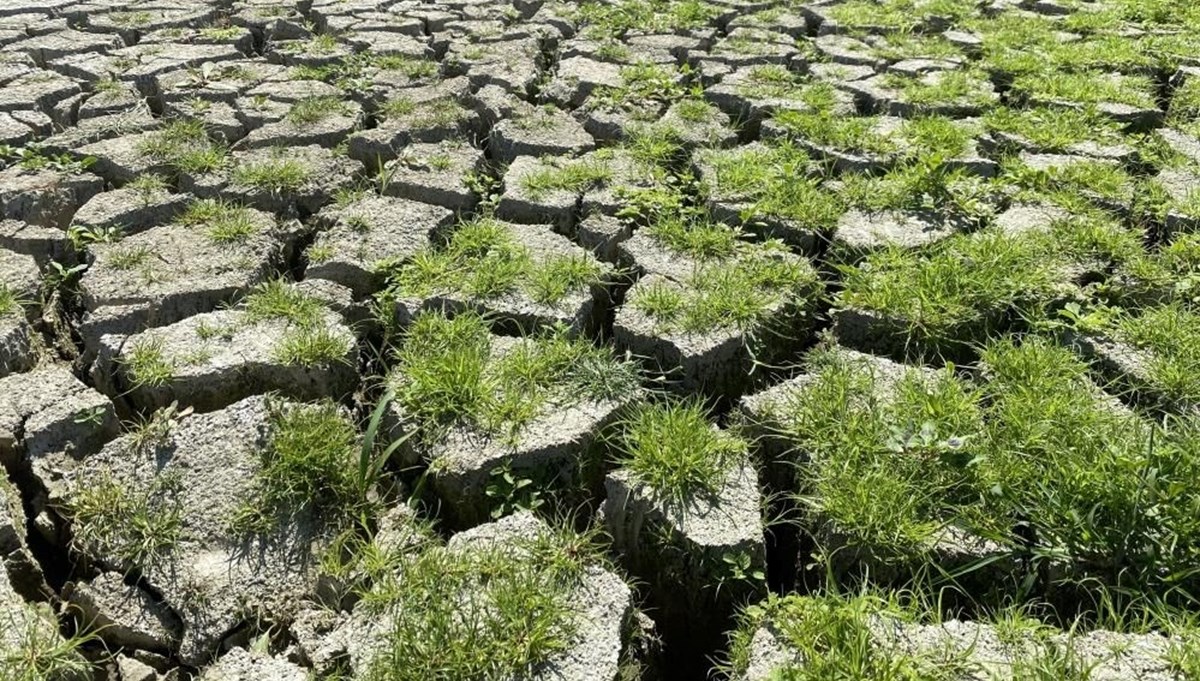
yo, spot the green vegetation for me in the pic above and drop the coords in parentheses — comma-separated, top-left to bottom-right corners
(137, 119, 228, 174)
(881, 69, 996, 109)
(587, 61, 685, 114)
(1003, 156, 1137, 210)
(772, 112, 899, 156)
(231, 155, 310, 192)
(777, 337, 1200, 594)
(126, 172, 169, 195)
(519, 156, 611, 199)
(177, 199, 262, 245)
(231, 401, 356, 535)
(380, 218, 604, 307)
(1, 603, 95, 681)
(1108, 302, 1200, 409)
(723, 594, 970, 680)
(69, 470, 184, 569)
(0, 283, 20, 318)
(632, 244, 814, 333)
(700, 142, 844, 233)
(242, 280, 353, 368)
(361, 522, 604, 681)
(614, 400, 745, 510)
(784, 346, 986, 566)
(389, 311, 640, 445)
(837, 159, 995, 220)
(123, 336, 175, 388)
(1012, 70, 1158, 109)
(984, 106, 1125, 152)
(577, 0, 723, 37)
(836, 212, 1150, 356)
(630, 212, 819, 334)
(198, 25, 243, 41)
(380, 97, 469, 128)
(286, 96, 351, 125)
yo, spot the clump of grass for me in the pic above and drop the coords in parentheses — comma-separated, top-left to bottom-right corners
(107, 244, 154, 271)
(286, 95, 350, 125)
(69, 469, 184, 570)
(390, 311, 640, 444)
(1111, 302, 1200, 409)
(837, 159, 995, 220)
(787, 333, 1200, 592)
(673, 98, 717, 123)
(629, 212, 818, 334)
(381, 97, 468, 128)
(900, 117, 976, 157)
(177, 199, 261, 245)
(373, 54, 439, 79)
(360, 523, 601, 681)
(231, 400, 360, 536)
(623, 122, 688, 167)
(0, 283, 22, 318)
(772, 112, 898, 155)
(123, 336, 175, 388)
(882, 69, 995, 108)
(519, 157, 611, 200)
(243, 280, 324, 326)
(381, 218, 603, 307)
(231, 155, 310, 192)
(1003, 156, 1136, 208)
(137, 119, 227, 174)
(1169, 78, 1200, 128)
(126, 172, 170, 194)
(837, 229, 1060, 350)
(587, 61, 684, 114)
(983, 106, 1125, 153)
(614, 400, 744, 510)
(1, 602, 96, 681)
(525, 254, 604, 305)
(784, 346, 986, 563)
(1012, 70, 1157, 109)
(272, 324, 352, 367)
(644, 212, 740, 260)
(242, 280, 353, 368)
(700, 141, 844, 234)
(733, 65, 814, 101)
(975, 337, 1200, 590)
(633, 242, 816, 334)
(722, 593, 972, 680)
(198, 25, 242, 41)
(385, 218, 529, 300)
(578, 0, 721, 35)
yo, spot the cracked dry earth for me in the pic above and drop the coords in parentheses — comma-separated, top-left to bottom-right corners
(4, 0, 1200, 679)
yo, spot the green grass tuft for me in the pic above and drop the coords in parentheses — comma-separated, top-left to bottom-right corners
(361, 522, 603, 681)
(285, 95, 349, 125)
(232, 156, 310, 192)
(231, 400, 361, 536)
(123, 336, 175, 388)
(382, 218, 603, 307)
(390, 311, 640, 445)
(69, 470, 183, 569)
(615, 400, 744, 510)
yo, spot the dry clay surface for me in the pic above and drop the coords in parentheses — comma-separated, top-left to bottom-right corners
(3, 0, 1200, 679)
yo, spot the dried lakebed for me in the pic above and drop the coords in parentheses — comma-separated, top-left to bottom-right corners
(3, 0, 1200, 679)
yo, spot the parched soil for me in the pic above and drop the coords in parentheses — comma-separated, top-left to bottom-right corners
(3, 0, 1200, 679)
